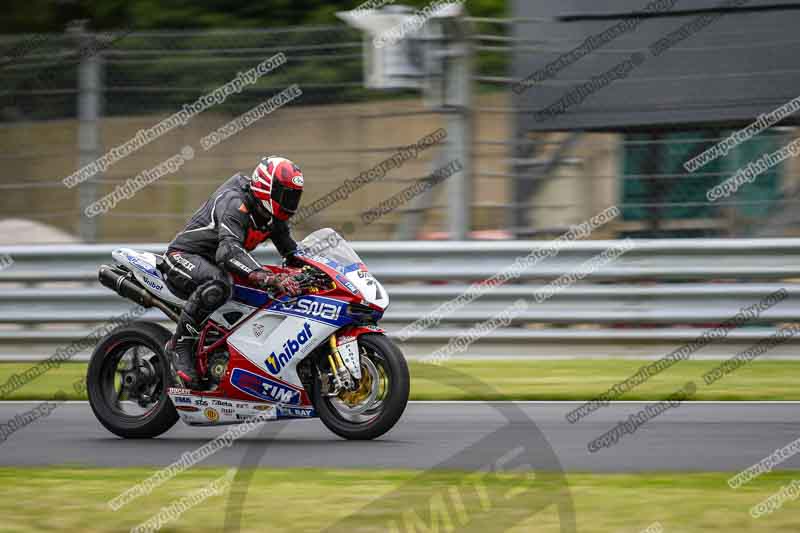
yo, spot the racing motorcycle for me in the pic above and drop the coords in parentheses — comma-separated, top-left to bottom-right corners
(87, 228, 409, 440)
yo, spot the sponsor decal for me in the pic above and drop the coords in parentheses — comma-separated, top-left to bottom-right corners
(253, 323, 265, 337)
(204, 408, 220, 422)
(254, 404, 272, 411)
(231, 258, 254, 274)
(126, 254, 158, 276)
(173, 396, 192, 405)
(273, 297, 345, 324)
(212, 399, 233, 407)
(194, 398, 209, 406)
(277, 406, 315, 418)
(221, 407, 235, 415)
(141, 276, 164, 292)
(175, 405, 201, 412)
(168, 387, 192, 395)
(338, 335, 357, 344)
(172, 254, 196, 272)
(235, 414, 253, 420)
(264, 322, 313, 374)
(235, 403, 250, 409)
(336, 275, 360, 295)
(292, 175, 304, 187)
(231, 368, 302, 405)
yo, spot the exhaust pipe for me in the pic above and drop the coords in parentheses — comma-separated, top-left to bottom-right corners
(99, 265, 181, 322)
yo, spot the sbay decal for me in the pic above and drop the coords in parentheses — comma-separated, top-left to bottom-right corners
(264, 322, 313, 374)
(231, 368, 302, 405)
(277, 406, 315, 418)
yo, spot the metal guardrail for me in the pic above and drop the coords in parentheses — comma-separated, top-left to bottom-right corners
(4, 238, 800, 283)
(1, 283, 799, 325)
(1, 239, 799, 360)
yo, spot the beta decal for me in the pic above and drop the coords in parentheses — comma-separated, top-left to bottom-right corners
(231, 368, 302, 405)
(264, 322, 313, 374)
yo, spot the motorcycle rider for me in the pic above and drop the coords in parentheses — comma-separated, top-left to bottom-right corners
(161, 156, 306, 387)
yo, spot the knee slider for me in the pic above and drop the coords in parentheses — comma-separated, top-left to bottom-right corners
(199, 279, 231, 310)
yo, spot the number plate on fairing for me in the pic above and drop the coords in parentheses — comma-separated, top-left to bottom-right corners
(338, 338, 362, 379)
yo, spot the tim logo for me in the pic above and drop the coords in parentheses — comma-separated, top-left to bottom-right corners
(264, 323, 313, 374)
(231, 368, 301, 405)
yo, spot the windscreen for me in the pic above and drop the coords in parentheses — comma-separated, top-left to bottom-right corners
(297, 228, 364, 275)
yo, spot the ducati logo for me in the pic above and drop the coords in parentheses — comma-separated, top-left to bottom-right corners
(253, 323, 265, 338)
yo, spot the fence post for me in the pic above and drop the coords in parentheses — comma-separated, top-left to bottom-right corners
(444, 24, 473, 240)
(74, 23, 103, 242)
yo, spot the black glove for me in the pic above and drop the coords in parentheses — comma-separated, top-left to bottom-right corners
(282, 252, 304, 268)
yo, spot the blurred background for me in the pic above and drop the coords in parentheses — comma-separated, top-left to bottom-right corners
(3, 0, 798, 245)
(3, 0, 800, 363)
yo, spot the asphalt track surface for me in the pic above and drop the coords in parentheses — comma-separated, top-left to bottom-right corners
(1, 401, 799, 472)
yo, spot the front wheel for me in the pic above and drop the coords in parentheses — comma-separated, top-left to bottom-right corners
(313, 333, 409, 440)
(87, 321, 179, 439)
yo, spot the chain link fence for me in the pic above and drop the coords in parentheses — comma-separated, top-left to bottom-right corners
(1, 18, 798, 243)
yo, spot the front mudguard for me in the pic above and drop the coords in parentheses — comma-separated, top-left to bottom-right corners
(334, 325, 385, 379)
(337, 324, 385, 342)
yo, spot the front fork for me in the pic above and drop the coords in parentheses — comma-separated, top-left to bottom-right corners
(324, 335, 356, 396)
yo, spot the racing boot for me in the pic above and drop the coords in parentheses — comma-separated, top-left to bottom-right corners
(167, 311, 200, 387)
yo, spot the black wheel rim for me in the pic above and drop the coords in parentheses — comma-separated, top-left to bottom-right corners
(98, 340, 166, 420)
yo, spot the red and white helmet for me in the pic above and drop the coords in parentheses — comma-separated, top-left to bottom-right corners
(250, 156, 304, 221)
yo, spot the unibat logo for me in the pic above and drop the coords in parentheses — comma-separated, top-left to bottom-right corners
(264, 322, 313, 374)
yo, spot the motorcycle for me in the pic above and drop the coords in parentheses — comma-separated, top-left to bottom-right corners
(87, 228, 409, 440)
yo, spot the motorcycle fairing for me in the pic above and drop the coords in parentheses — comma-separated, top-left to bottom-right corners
(167, 388, 278, 426)
(226, 309, 338, 386)
(112, 248, 185, 306)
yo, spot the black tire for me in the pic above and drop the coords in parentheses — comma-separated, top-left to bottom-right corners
(313, 333, 409, 440)
(87, 321, 179, 439)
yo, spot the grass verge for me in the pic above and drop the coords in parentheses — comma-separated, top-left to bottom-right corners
(2, 359, 800, 401)
(0, 467, 797, 532)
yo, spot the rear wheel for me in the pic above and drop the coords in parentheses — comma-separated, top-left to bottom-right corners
(87, 321, 178, 439)
(313, 333, 409, 440)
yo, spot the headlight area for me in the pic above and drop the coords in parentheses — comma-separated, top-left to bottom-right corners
(346, 302, 383, 324)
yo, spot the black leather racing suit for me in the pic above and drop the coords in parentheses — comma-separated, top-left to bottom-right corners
(161, 174, 298, 358)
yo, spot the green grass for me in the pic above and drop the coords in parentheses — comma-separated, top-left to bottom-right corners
(2, 359, 800, 402)
(0, 467, 797, 532)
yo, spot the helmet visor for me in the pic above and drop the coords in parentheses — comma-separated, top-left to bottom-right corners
(272, 180, 302, 215)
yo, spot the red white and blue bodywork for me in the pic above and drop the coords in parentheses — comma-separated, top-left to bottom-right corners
(112, 229, 388, 426)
